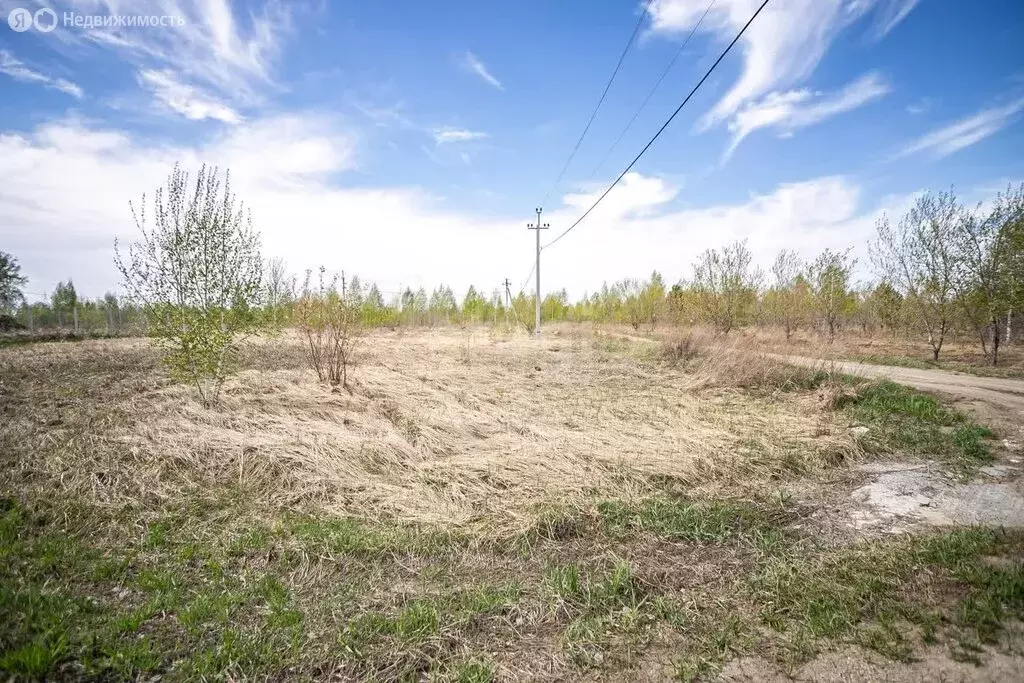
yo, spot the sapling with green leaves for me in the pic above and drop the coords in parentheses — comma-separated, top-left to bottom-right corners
(114, 163, 265, 405)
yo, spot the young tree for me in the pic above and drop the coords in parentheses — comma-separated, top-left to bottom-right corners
(347, 274, 364, 307)
(871, 191, 964, 361)
(365, 284, 385, 310)
(691, 240, 761, 333)
(462, 285, 485, 322)
(766, 250, 807, 340)
(114, 163, 264, 405)
(644, 271, 667, 329)
(997, 184, 1024, 344)
(0, 251, 27, 314)
(264, 257, 290, 326)
(102, 292, 121, 333)
(51, 280, 77, 325)
(806, 248, 855, 342)
(869, 281, 904, 336)
(954, 184, 1024, 364)
(620, 278, 646, 330)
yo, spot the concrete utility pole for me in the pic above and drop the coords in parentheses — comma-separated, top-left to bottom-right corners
(502, 278, 512, 325)
(527, 207, 549, 337)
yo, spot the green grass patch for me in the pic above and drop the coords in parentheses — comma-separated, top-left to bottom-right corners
(3, 488, 1023, 680)
(542, 558, 661, 666)
(840, 381, 995, 468)
(749, 528, 1024, 664)
(597, 496, 787, 545)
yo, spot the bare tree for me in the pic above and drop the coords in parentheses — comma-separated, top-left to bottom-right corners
(871, 190, 964, 361)
(296, 267, 361, 390)
(954, 184, 1024, 364)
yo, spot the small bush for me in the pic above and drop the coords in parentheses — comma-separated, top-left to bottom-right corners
(661, 331, 704, 364)
(296, 268, 362, 390)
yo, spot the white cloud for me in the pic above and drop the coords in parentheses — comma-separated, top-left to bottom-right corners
(560, 172, 679, 221)
(725, 71, 891, 158)
(0, 116, 523, 299)
(138, 69, 243, 123)
(0, 50, 83, 98)
(539, 173, 909, 291)
(906, 97, 932, 115)
(459, 51, 503, 90)
(10, 0, 288, 113)
(647, 0, 917, 127)
(0, 116, 909, 301)
(870, 0, 921, 39)
(433, 128, 489, 144)
(899, 98, 1024, 159)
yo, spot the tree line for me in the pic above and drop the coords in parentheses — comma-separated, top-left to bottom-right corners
(2, 169, 1021, 389)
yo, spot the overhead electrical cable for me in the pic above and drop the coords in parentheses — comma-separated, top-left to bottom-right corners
(591, 0, 718, 177)
(538, 0, 656, 208)
(544, 0, 770, 249)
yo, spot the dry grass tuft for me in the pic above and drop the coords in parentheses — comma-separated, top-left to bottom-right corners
(1, 328, 857, 534)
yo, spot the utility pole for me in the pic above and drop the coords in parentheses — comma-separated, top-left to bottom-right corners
(341, 271, 346, 299)
(502, 278, 512, 325)
(527, 207, 549, 337)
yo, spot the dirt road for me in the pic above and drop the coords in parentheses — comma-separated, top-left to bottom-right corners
(779, 355, 1024, 415)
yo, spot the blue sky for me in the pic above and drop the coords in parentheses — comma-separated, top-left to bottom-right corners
(1, 0, 1023, 300)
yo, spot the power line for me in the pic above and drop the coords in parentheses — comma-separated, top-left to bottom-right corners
(518, 261, 536, 294)
(539, 0, 655, 208)
(591, 0, 717, 178)
(545, 0, 770, 250)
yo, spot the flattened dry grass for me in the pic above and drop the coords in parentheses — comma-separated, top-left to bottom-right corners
(3, 326, 1016, 681)
(1, 329, 856, 533)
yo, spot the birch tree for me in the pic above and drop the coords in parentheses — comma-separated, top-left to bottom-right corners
(115, 163, 264, 404)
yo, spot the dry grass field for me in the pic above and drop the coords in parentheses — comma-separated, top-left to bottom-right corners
(2, 326, 1023, 681)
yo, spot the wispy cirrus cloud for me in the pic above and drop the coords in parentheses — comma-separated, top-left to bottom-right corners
(906, 96, 933, 115)
(433, 127, 489, 144)
(0, 50, 83, 98)
(899, 97, 1024, 159)
(647, 0, 918, 126)
(870, 0, 921, 40)
(459, 51, 503, 90)
(9, 0, 290, 118)
(138, 69, 243, 123)
(725, 71, 891, 159)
